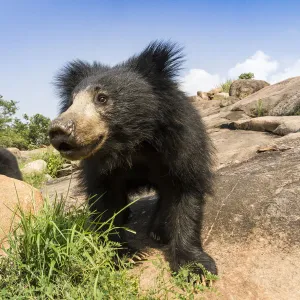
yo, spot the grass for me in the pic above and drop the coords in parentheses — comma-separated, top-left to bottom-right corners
(0, 192, 218, 299)
(22, 172, 48, 189)
(218, 79, 233, 93)
(0, 197, 140, 299)
(255, 99, 265, 117)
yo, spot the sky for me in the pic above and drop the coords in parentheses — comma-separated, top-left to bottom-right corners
(1, 0, 300, 119)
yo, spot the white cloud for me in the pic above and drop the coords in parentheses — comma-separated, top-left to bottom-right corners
(269, 59, 300, 83)
(228, 50, 278, 81)
(180, 51, 300, 95)
(180, 69, 221, 96)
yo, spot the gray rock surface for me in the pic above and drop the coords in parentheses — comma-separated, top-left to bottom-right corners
(231, 76, 300, 116)
(229, 79, 269, 99)
(220, 115, 300, 136)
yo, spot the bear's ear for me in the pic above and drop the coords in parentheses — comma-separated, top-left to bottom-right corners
(125, 41, 185, 88)
(53, 60, 109, 113)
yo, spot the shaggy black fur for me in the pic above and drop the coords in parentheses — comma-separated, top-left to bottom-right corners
(50, 41, 217, 275)
(0, 148, 23, 180)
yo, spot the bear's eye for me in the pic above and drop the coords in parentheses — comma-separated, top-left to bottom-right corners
(96, 94, 108, 104)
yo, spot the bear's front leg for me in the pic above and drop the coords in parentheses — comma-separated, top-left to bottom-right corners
(167, 192, 217, 277)
(88, 192, 129, 243)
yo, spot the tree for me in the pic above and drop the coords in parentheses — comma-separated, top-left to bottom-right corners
(238, 72, 255, 80)
(0, 95, 51, 149)
(0, 95, 18, 130)
(25, 113, 51, 146)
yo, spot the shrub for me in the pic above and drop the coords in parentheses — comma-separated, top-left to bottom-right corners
(43, 151, 67, 178)
(238, 72, 254, 80)
(220, 79, 233, 93)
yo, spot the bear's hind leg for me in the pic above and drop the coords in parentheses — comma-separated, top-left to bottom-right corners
(147, 197, 170, 244)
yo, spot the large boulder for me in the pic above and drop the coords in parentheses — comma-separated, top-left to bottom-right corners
(229, 79, 269, 99)
(126, 132, 300, 300)
(202, 133, 300, 300)
(231, 77, 300, 117)
(0, 175, 44, 254)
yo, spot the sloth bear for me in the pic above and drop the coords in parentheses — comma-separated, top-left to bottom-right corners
(0, 148, 23, 180)
(49, 41, 217, 276)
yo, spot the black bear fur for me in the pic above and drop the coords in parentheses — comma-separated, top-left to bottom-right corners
(50, 41, 217, 276)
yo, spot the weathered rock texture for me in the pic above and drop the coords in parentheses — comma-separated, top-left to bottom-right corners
(229, 79, 270, 99)
(231, 76, 300, 116)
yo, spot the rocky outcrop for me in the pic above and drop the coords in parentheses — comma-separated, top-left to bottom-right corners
(231, 76, 300, 117)
(207, 87, 223, 100)
(197, 91, 209, 100)
(229, 79, 269, 99)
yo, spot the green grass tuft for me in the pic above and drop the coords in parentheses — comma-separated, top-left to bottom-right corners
(0, 197, 139, 299)
(217, 79, 233, 93)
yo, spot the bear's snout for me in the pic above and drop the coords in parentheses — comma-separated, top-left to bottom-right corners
(49, 118, 76, 152)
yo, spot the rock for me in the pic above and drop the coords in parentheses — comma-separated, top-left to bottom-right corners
(207, 87, 222, 99)
(21, 159, 47, 175)
(0, 175, 43, 255)
(6, 147, 22, 159)
(188, 95, 203, 102)
(20, 148, 48, 162)
(193, 99, 221, 117)
(126, 132, 300, 300)
(41, 171, 85, 208)
(20, 146, 60, 162)
(44, 174, 52, 181)
(202, 134, 300, 300)
(57, 166, 73, 177)
(212, 92, 229, 101)
(197, 91, 209, 100)
(56, 161, 81, 178)
(231, 76, 300, 117)
(62, 163, 71, 169)
(221, 116, 300, 136)
(220, 96, 240, 108)
(71, 160, 82, 169)
(210, 128, 275, 169)
(229, 79, 269, 99)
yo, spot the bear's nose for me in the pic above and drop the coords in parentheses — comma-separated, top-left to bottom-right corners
(49, 119, 76, 152)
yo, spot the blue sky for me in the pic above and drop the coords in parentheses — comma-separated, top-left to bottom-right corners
(1, 0, 300, 119)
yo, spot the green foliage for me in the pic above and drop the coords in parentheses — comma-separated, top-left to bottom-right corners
(238, 72, 254, 80)
(24, 113, 51, 147)
(43, 151, 68, 178)
(0, 95, 51, 149)
(0, 95, 18, 130)
(255, 99, 265, 117)
(0, 128, 30, 149)
(219, 79, 233, 93)
(0, 197, 140, 299)
(22, 172, 48, 189)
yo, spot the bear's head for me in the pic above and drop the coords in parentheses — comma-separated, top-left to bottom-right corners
(49, 41, 184, 160)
